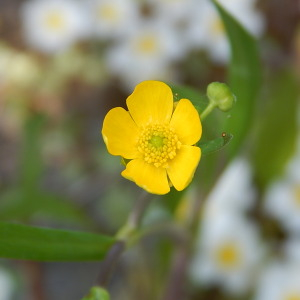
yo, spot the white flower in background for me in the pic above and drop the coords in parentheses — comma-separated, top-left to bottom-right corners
(254, 262, 300, 300)
(184, 0, 265, 63)
(21, 0, 90, 54)
(88, 0, 139, 39)
(105, 20, 184, 90)
(190, 215, 263, 295)
(264, 151, 300, 235)
(0, 268, 14, 300)
(148, 0, 194, 24)
(217, 0, 265, 36)
(284, 238, 300, 263)
(203, 158, 255, 222)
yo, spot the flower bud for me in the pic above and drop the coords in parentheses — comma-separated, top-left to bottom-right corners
(81, 286, 110, 300)
(207, 82, 236, 112)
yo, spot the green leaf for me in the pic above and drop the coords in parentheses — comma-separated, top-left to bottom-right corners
(252, 69, 299, 187)
(0, 222, 115, 261)
(198, 133, 233, 156)
(213, 0, 262, 156)
(169, 84, 208, 113)
(0, 191, 93, 226)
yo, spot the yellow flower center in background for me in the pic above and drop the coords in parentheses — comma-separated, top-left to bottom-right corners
(98, 4, 119, 22)
(216, 243, 241, 269)
(293, 185, 300, 207)
(137, 124, 181, 168)
(44, 11, 66, 31)
(136, 35, 158, 54)
(285, 293, 300, 300)
(211, 18, 225, 36)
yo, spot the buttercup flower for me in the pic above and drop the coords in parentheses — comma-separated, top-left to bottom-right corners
(102, 81, 202, 195)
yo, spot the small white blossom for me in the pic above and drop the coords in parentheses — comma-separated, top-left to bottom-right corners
(264, 149, 300, 235)
(190, 215, 263, 295)
(105, 19, 184, 90)
(88, 0, 139, 39)
(0, 268, 14, 300)
(203, 158, 255, 221)
(184, 0, 265, 63)
(21, 0, 90, 54)
(254, 262, 300, 300)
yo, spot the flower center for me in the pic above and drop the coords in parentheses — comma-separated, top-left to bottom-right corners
(44, 11, 66, 31)
(138, 124, 181, 168)
(215, 242, 241, 269)
(285, 293, 300, 300)
(97, 4, 119, 22)
(135, 35, 159, 55)
(293, 185, 300, 207)
(211, 18, 225, 36)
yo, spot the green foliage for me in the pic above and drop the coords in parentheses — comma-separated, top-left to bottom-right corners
(0, 113, 92, 226)
(252, 69, 299, 188)
(198, 133, 233, 156)
(0, 222, 115, 261)
(213, 0, 262, 156)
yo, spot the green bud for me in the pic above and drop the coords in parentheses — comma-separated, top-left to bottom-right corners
(81, 287, 110, 300)
(207, 82, 236, 112)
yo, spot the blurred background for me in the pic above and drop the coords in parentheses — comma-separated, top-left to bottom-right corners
(0, 0, 300, 299)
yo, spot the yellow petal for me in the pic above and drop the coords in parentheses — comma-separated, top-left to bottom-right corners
(126, 81, 174, 127)
(167, 145, 201, 191)
(102, 107, 140, 159)
(122, 159, 170, 194)
(170, 99, 202, 145)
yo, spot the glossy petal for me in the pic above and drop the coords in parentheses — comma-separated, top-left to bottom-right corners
(167, 145, 201, 191)
(102, 107, 140, 159)
(121, 159, 170, 194)
(170, 99, 202, 145)
(126, 81, 174, 127)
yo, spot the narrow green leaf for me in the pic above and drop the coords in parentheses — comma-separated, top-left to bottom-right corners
(0, 222, 115, 261)
(213, 0, 262, 155)
(252, 69, 299, 187)
(198, 133, 233, 156)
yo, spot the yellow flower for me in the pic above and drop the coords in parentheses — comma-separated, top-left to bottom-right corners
(102, 81, 202, 195)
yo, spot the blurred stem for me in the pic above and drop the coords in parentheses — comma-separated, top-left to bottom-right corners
(116, 191, 152, 243)
(200, 102, 216, 120)
(162, 188, 205, 300)
(96, 191, 152, 287)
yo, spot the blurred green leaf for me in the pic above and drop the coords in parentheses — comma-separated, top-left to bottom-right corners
(0, 222, 115, 261)
(0, 191, 93, 226)
(252, 69, 299, 187)
(198, 133, 233, 156)
(213, 0, 262, 156)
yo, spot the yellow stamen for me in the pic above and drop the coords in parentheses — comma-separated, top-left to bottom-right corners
(138, 124, 181, 168)
(285, 293, 300, 300)
(215, 242, 240, 269)
(293, 185, 300, 207)
(97, 4, 119, 22)
(136, 35, 158, 54)
(44, 11, 66, 31)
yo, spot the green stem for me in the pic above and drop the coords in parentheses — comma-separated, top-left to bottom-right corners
(200, 102, 216, 120)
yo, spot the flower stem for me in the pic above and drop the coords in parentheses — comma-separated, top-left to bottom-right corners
(96, 191, 153, 287)
(200, 102, 216, 121)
